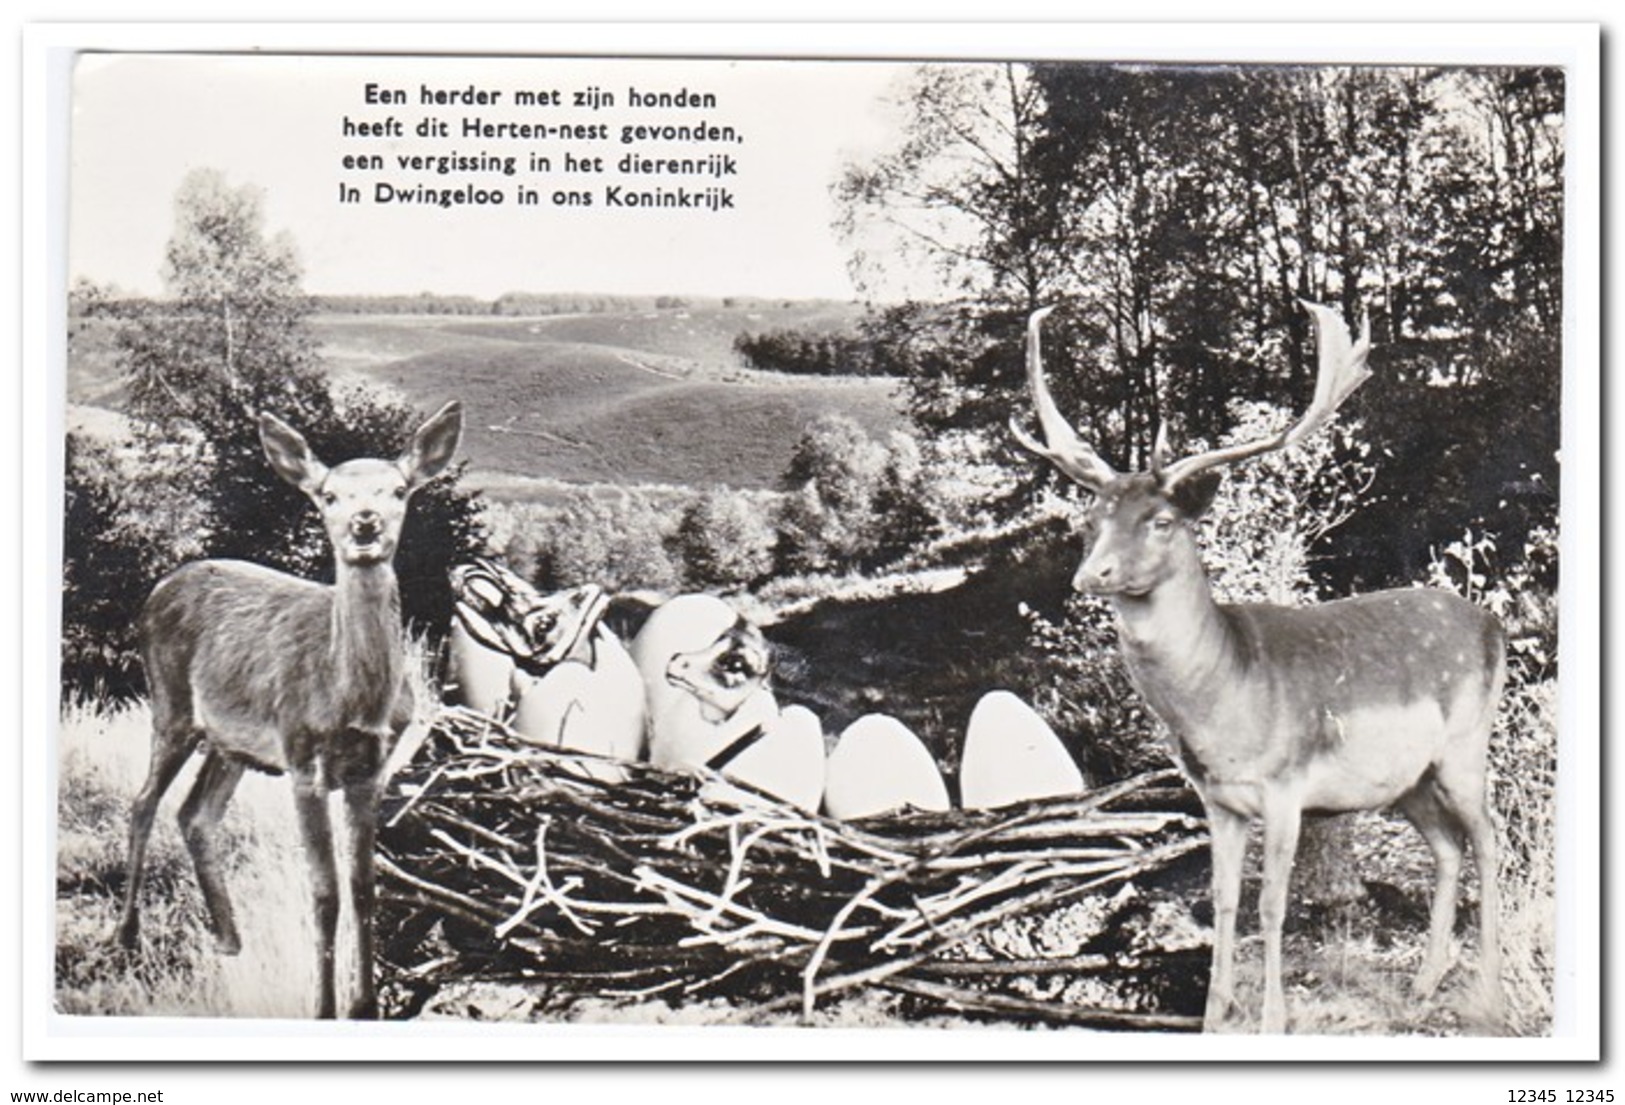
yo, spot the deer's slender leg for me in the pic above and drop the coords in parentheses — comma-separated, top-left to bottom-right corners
(342, 771, 383, 1019)
(1461, 801, 1504, 1020)
(176, 750, 247, 954)
(116, 726, 199, 948)
(1204, 803, 1249, 1030)
(1258, 793, 1303, 1034)
(1400, 783, 1465, 998)
(292, 765, 340, 1019)
(1436, 765, 1504, 1021)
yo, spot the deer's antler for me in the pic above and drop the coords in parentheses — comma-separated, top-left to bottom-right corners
(1008, 306, 1120, 490)
(1154, 301, 1371, 489)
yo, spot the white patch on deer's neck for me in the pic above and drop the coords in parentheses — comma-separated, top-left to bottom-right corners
(331, 562, 404, 731)
(1112, 544, 1241, 752)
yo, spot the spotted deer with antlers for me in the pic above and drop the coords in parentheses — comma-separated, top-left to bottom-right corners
(1012, 303, 1505, 1033)
(116, 401, 463, 1019)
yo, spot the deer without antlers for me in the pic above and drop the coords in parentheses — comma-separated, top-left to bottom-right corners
(116, 401, 463, 1019)
(1012, 303, 1505, 1033)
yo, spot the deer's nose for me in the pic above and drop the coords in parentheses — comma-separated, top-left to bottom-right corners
(351, 511, 383, 539)
(1074, 557, 1114, 594)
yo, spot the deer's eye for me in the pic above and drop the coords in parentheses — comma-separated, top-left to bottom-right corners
(322, 491, 338, 507)
(393, 485, 409, 500)
(719, 651, 763, 684)
(523, 612, 558, 643)
(1149, 516, 1174, 533)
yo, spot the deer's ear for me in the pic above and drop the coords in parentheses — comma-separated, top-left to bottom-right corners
(399, 400, 464, 488)
(258, 412, 328, 495)
(1170, 471, 1223, 520)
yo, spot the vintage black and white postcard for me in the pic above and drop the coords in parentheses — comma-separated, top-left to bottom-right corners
(26, 22, 1600, 1066)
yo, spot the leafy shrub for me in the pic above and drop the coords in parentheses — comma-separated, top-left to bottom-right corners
(774, 485, 855, 578)
(59, 434, 198, 704)
(532, 489, 684, 593)
(775, 415, 946, 574)
(485, 500, 553, 582)
(1425, 525, 1559, 682)
(669, 487, 778, 590)
(1196, 402, 1375, 605)
(1021, 590, 1163, 782)
(870, 430, 948, 564)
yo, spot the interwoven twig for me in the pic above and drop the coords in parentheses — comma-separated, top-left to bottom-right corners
(377, 706, 1209, 1028)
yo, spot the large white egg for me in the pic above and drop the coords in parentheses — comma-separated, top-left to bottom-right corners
(447, 620, 515, 715)
(709, 704, 827, 813)
(510, 630, 647, 783)
(958, 690, 1084, 810)
(822, 714, 950, 820)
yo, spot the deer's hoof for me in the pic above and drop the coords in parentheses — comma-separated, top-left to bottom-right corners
(1476, 977, 1508, 1026)
(1411, 963, 1447, 1001)
(1202, 988, 1236, 1032)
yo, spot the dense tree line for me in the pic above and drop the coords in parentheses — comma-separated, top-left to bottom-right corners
(488, 292, 767, 316)
(732, 328, 905, 378)
(312, 292, 493, 315)
(72, 289, 808, 320)
(838, 63, 1564, 591)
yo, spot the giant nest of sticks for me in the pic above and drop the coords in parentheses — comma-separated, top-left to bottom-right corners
(376, 707, 1213, 1029)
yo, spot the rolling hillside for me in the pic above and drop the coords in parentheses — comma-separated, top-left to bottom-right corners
(320, 307, 904, 492)
(68, 304, 908, 497)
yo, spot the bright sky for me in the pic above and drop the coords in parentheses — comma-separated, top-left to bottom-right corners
(67, 53, 914, 301)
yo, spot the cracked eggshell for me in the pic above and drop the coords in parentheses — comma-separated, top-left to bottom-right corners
(629, 594, 743, 703)
(510, 631, 646, 782)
